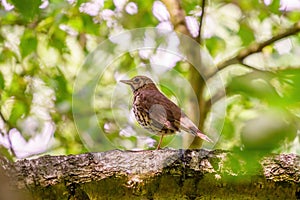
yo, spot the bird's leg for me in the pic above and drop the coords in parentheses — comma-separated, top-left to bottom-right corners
(156, 135, 164, 150)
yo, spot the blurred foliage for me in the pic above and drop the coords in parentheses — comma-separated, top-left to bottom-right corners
(0, 0, 299, 159)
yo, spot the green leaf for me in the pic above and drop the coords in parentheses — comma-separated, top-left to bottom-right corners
(52, 70, 71, 103)
(228, 69, 300, 108)
(68, 17, 83, 32)
(0, 145, 14, 161)
(182, 0, 201, 13)
(82, 15, 100, 35)
(0, 72, 5, 91)
(45, 68, 71, 113)
(275, 68, 300, 105)
(8, 74, 26, 97)
(238, 0, 260, 10)
(269, 0, 280, 14)
(221, 118, 235, 140)
(205, 36, 226, 57)
(228, 71, 280, 105)
(238, 23, 255, 46)
(8, 100, 29, 125)
(0, 49, 15, 62)
(241, 111, 297, 151)
(49, 28, 67, 51)
(287, 11, 300, 23)
(10, 0, 41, 20)
(36, 16, 54, 32)
(20, 30, 38, 58)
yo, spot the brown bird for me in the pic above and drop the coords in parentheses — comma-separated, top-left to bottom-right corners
(120, 75, 212, 149)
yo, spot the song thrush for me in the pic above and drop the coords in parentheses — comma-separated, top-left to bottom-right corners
(120, 75, 212, 149)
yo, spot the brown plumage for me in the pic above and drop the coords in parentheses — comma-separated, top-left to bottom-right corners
(120, 75, 212, 149)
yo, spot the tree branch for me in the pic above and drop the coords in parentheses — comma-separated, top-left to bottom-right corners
(204, 21, 300, 108)
(161, 0, 190, 35)
(212, 21, 300, 77)
(204, 86, 227, 111)
(1, 150, 299, 199)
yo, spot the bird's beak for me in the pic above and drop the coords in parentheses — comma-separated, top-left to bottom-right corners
(120, 79, 131, 85)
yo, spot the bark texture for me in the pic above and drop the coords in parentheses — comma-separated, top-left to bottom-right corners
(0, 149, 299, 199)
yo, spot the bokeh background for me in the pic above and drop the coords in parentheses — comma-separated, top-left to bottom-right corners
(0, 0, 299, 159)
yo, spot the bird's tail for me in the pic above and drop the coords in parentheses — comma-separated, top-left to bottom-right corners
(188, 126, 213, 143)
(180, 114, 213, 143)
(196, 131, 213, 143)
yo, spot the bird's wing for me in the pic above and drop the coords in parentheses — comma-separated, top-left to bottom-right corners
(139, 89, 180, 131)
(139, 88, 213, 142)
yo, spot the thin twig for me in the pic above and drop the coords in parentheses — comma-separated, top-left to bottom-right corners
(197, 0, 206, 44)
(7, 132, 16, 157)
(240, 63, 272, 72)
(0, 111, 16, 157)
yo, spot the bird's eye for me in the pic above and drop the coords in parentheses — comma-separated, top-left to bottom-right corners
(134, 78, 139, 82)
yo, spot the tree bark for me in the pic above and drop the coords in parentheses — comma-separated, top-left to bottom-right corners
(1, 149, 299, 200)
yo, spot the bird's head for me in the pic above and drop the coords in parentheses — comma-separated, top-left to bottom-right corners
(120, 76, 154, 91)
